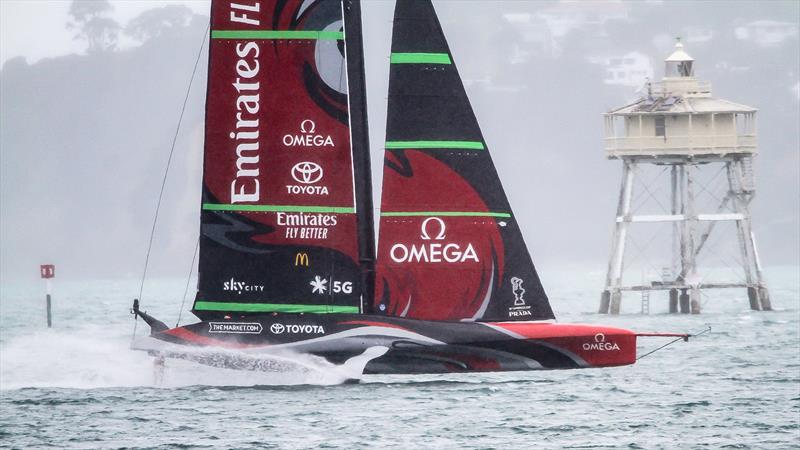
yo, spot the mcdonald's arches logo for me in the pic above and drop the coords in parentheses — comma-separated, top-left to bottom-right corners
(294, 253, 310, 267)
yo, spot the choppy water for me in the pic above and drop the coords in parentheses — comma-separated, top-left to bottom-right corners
(1, 267, 798, 448)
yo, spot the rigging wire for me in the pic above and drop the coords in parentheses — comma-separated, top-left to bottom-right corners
(694, 164, 727, 206)
(625, 223, 671, 276)
(132, 22, 210, 339)
(636, 325, 711, 361)
(631, 166, 670, 215)
(176, 238, 200, 327)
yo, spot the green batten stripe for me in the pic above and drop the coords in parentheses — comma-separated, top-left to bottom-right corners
(390, 52, 452, 64)
(211, 30, 344, 40)
(203, 204, 355, 214)
(194, 302, 359, 314)
(385, 141, 485, 150)
(381, 211, 511, 218)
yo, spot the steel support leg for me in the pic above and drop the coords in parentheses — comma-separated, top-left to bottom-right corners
(679, 289, 690, 314)
(669, 288, 679, 314)
(599, 290, 611, 314)
(610, 291, 622, 315)
(690, 287, 701, 314)
(602, 160, 635, 315)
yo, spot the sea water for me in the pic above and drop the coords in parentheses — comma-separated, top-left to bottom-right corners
(1, 267, 798, 448)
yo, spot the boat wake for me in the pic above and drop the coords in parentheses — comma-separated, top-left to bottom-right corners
(0, 325, 386, 389)
(147, 343, 390, 387)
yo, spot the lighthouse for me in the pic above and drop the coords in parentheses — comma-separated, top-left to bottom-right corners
(599, 39, 771, 315)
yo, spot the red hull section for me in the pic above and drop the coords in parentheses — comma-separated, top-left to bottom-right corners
(488, 322, 637, 368)
(133, 314, 638, 374)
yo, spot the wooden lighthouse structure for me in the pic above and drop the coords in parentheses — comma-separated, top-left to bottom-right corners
(599, 39, 771, 314)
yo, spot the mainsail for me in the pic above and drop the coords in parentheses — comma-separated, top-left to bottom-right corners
(374, 0, 554, 322)
(194, 0, 371, 319)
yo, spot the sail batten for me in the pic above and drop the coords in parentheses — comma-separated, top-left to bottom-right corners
(381, 211, 511, 218)
(374, 0, 554, 322)
(390, 52, 452, 64)
(211, 30, 344, 39)
(194, 302, 359, 314)
(203, 203, 356, 213)
(385, 141, 484, 150)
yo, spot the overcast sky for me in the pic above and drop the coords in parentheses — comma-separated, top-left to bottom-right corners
(0, 0, 211, 64)
(1, 0, 798, 287)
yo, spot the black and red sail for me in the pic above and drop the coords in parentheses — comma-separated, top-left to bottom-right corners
(195, 0, 371, 318)
(374, 0, 554, 322)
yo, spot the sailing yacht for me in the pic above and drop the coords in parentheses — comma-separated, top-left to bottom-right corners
(132, 0, 684, 374)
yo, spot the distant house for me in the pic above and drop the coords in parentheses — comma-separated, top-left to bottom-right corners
(587, 52, 654, 88)
(735, 20, 799, 47)
(684, 28, 713, 43)
(503, 0, 629, 58)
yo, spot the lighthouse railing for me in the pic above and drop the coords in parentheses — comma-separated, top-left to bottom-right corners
(604, 134, 757, 157)
(653, 79, 712, 97)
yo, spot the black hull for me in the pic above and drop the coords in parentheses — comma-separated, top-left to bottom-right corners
(132, 314, 638, 375)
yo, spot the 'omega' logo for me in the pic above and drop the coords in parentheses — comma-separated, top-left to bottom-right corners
(300, 119, 316, 133)
(582, 333, 620, 351)
(420, 217, 446, 241)
(389, 217, 478, 264)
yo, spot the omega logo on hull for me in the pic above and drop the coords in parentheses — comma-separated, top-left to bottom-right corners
(582, 333, 621, 351)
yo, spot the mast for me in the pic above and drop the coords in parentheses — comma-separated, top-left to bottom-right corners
(343, 0, 375, 313)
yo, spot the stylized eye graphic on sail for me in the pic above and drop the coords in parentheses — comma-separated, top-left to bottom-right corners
(294, 1, 348, 95)
(375, 152, 506, 320)
(293, 0, 349, 124)
(313, 21, 347, 95)
(375, 231, 501, 320)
